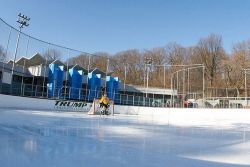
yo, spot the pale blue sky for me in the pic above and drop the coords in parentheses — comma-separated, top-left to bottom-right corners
(1, 0, 250, 55)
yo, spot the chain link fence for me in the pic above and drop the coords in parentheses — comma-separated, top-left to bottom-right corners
(1, 17, 250, 109)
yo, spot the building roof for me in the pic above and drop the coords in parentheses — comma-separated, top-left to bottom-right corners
(68, 64, 88, 74)
(0, 61, 32, 77)
(11, 53, 46, 67)
(29, 53, 47, 65)
(14, 53, 66, 67)
(90, 68, 107, 78)
(3, 52, 117, 80)
(16, 57, 29, 67)
(50, 59, 65, 66)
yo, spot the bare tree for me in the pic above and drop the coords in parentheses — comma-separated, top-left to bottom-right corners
(165, 43, 187, 66)
(194, 34, 226, 87)
(43, 48, 62, 61)
(61, 34, 250, 93)
(91, 52, 110, 72)
(112, 49, 144, 86)
(67, 53, 89, 68)
(223, 40, 250, 90)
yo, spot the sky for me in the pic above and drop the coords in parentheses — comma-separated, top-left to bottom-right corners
(1, 0, 250, 55)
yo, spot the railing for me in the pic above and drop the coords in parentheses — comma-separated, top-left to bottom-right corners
(0, 82, 172, 107)
(1, 82, 249, 109)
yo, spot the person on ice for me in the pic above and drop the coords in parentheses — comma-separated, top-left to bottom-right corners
(99, 94, 110, 115)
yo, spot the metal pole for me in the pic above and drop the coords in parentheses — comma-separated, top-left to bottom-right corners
(177, 72, 179, 95)
(21, 58, 26, 95)
(21, 36, 29, 96)
(143, 64, 146, 105)
(163, 65, 166, 106)
(226, 88, 228, 98)
(124, 65, 126, 94)
(11, 27, 21, 85)
(42, 48, 48, 98)
(32, 76, 35, 97)
(64, 50, 70, 100)
(187, 68, 190, 95)
(245, 70, 247, 105)
(182, 69, 185, 108)
(171, 74, 173, 107)
(163, 65, 166, 88)
(173, 77, 175, 108)
(146, 64, 149, 98)
(104, 58, 109, 94)
(203, 65, 205, 108)
(85, 54, 91, 100)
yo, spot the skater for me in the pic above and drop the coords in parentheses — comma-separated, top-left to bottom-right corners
(99, 94, 110, 115)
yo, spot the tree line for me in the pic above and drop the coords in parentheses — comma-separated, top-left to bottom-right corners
(1, 33, 250, 96)
(67, 34, 250, 95)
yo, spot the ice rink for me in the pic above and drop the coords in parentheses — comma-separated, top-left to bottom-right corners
(0, 108, 250, 167)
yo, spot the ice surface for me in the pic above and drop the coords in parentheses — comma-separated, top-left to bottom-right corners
(0, 108, 250, 167)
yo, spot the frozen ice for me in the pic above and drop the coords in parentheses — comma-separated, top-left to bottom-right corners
(0, 108, 250, 167)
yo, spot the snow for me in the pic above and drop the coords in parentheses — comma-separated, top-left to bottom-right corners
(0, 108, 250, 167)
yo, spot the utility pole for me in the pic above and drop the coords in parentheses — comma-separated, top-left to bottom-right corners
(202, 65, 205, 108)
(124, 65, 126, 94)
(244, 69, 250, 107)
(145, 57, 152, 98)
(105, 58, 109, 94)
(11, 13, 30, 84)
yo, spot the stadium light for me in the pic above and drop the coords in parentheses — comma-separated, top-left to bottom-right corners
(11, 13, 30, 85)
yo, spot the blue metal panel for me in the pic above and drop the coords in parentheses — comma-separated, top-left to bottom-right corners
(47, 64, 64, 98)
(87, 73, 103, 101)
(95, 74, 101, 99)
(69, 68, 83, 100)
(47, 64, 55, 98)
(106, 76, 119, 102)
(57, 66, 64, 98)
(87, 73, 95, 101)
(113, 77, 119, 103)
(106, 76, 113, 99)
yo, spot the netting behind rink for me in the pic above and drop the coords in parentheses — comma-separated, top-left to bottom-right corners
(1, 17, 250, 109)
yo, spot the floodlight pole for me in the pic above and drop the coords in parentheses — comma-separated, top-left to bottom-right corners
(171, 74, 173, 107)
(146, 65, 149, 98)
(202, 65, 205, 108)
(105, 58, 109, 94)
(11, 13, 30, 85)
(244, 69, 250, 107)
(187, 68, 190, 95)
(86, 54, 91, 100)
(124, 65, 126, 94)
(163, 65, 166, 106)
(245, 70, 247, 103)
(145, 57, 152, 98)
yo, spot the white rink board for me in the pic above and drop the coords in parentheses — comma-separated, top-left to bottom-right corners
(1, 94, 250, 120)
(0, 94, 91, 112)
